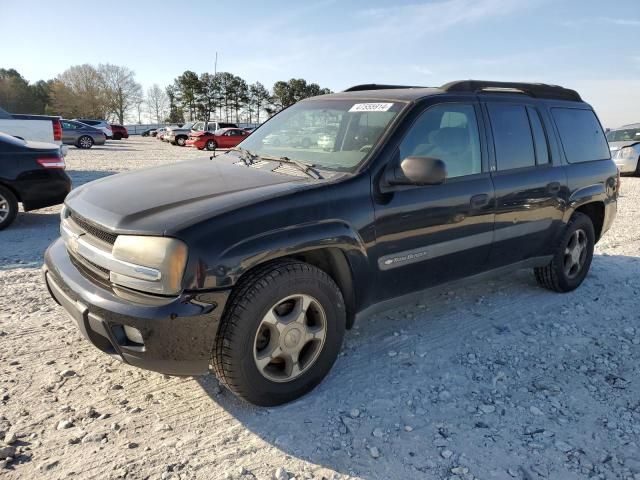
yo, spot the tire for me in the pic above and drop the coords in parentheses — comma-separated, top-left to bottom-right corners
(0, 185, 18, 230)
(212, 259, 346, 406)
(634, 156, 640, 176)
(113, 133, 122, 140)
(205, 140, 217, 151)
(176, 136, 187, 146)
(77, 135, 94, 149)
(534, 212, 595, 293)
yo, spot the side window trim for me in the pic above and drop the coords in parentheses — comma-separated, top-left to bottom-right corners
(525, 106, 551, 166)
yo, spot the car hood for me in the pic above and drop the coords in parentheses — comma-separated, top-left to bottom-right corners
(65, 157, 315, 235)
(609, 140, 640, 151)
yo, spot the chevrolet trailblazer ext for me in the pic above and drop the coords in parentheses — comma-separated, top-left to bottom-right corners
(44, 80, 618, 406)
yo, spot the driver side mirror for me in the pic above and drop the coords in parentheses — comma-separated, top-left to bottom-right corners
(385, 156, 447, 186)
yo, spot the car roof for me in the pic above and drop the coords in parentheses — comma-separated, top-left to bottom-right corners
(613, 123, 640, 130)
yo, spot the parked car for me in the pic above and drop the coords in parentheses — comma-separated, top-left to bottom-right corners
(61, 120, 106, 149)
(141, 128, 156, 137)
(44, 80, 618, 406)
(0, 132, 71, 229)
(164, 123, 196, 146)
(186, 127, 250, 150)
(73, 119, 113, 139)
(110, 124, 129, 140)
(606, 123, 640, 175)
(0, 107, 67, 157)
(191, 121, 239, 133)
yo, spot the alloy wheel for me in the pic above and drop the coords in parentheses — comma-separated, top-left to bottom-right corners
(0, 194, 9, 222)
(563, 228, 588, 279)
(253, 294, 327, 383)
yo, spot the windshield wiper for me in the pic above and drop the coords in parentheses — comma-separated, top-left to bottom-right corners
(259, 154, 323, 179)
(231, 147, 259, 165)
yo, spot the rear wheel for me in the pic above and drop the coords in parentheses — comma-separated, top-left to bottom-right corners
(634, 156, 640, 176)
(206, 140, 217, 151)
(0, 185, 18, 230)
(77, 136, 94, 149)
(534, 212, 595, 292)
(113, 133, 122, 140)
(176, 136, 187, 146)
(212, 260, 346, 406)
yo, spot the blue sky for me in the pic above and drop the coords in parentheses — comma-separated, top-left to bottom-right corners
(2, 0, 639, 126)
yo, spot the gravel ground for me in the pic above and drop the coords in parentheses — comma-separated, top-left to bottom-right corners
(1, 137, 639, 480)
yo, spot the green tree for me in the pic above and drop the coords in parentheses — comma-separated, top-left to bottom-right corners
(248, 82, 270, 124)
(174, 71, 201, 121)
(271, 78, 332, 111)
(165, 85, 184, 124)
(196, 73, 221, 122)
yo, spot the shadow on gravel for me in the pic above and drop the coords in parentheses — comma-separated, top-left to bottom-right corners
(67, 169, 118, 187)
(195, 254, 640, 478)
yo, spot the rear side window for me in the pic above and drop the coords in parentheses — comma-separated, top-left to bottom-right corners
(487, 104, 535, 170)
(551, 108, 610, 163)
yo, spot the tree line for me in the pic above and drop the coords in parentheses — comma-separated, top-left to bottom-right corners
(1, 66, 332, 125)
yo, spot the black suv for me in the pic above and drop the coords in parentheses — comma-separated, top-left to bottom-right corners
(43, 80, 618, 406)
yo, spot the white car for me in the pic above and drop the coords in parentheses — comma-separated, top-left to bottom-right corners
(607, 123, 640, 175)
(73, 119, 113, 139)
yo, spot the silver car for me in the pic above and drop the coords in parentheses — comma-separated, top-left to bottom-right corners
(61, 120, 106, 149)
(607, 123, 640, 175)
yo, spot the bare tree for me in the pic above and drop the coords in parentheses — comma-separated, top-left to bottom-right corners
(99, 64, 142, 124)
(146, 84, 168, 125)
(51, 64, 107, 118)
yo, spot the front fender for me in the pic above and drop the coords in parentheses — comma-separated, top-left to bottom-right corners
(196, 220, 369, 290)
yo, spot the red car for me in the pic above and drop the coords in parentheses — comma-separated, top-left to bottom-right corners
(186, 127, 249, 151)
(110, 124, 129, 140)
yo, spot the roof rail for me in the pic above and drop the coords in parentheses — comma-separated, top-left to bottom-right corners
(441, 80, 582, 102)
(343, 84, 427, 92)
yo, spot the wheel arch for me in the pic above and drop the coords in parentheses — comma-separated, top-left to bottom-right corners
(204, 222, 368, 329)
(0, 180, 21, 202)
(574, 201, 605, 242)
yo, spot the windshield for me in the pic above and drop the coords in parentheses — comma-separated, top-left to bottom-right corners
(606, 128, 640, 142)
(237, 99, 404, 171)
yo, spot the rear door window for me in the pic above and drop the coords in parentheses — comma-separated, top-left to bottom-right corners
(551, 108, 610, 163)
(487, 104, 535, 170)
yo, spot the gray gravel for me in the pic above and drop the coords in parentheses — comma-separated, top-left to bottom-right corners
(0, 137, 639, 479)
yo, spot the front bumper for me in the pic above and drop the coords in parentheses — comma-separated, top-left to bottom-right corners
(43, 238, 230, 376)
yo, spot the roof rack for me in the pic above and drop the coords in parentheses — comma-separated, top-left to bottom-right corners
(343, 84, 427, 92)
(441, 80, 582, 102)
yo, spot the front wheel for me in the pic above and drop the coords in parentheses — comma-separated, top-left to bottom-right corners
(0, 185, 18, 230)
(176, 136, 187, 146)
(534, 212, 595, 292)
(205, 140, 217, 151)
(77, 135, 94, 149)
(212, 260, 346, 406)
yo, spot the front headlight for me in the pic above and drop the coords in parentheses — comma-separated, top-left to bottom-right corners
(620, 147, 637, 159)
(110, 236, 188, 295)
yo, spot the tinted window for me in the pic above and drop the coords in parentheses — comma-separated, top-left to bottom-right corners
(552, 108, 611, 163)
(488, 104, 535, 170)
(526, 107, 550, 164)
(399, 104, 482, 178)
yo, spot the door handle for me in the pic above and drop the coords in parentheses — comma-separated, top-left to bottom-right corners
(547, 182, 561, 194)
(470, 194, 489, 209)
